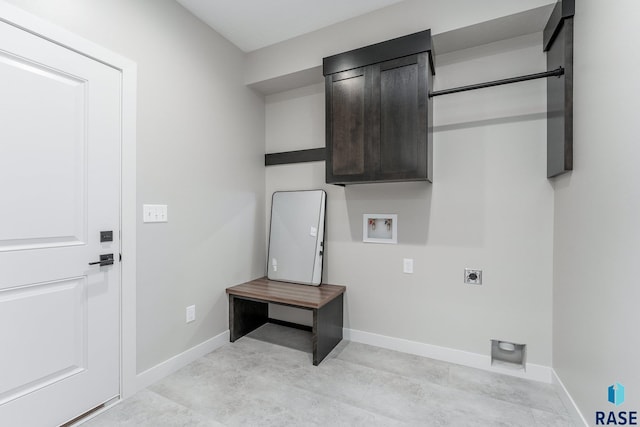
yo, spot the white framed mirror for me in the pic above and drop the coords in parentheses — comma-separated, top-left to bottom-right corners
(267, 190, 326, 286)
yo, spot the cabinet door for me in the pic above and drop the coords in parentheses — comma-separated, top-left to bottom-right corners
(325, 68, 371, 183)
(373, 53, 430, 181)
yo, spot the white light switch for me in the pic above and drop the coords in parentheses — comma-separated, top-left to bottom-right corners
(403, 258, 414, 274)
(310, 226, 317, 237)
(186, 305, 195, 323)
(143, 204, 168, 223)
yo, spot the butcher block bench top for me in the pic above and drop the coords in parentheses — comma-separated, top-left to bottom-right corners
(226, 277, 346, 309)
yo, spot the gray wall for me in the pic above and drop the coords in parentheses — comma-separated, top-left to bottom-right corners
(266, 33, 554, 365)
(5, 0, 266, 372)
(553, 0, 640, 418)
(246, 0, 555, 85)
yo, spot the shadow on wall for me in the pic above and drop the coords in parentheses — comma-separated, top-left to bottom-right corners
(432, 112, 547, 133)
(344, 181, 432, 245)
(426, 125, 486, 248)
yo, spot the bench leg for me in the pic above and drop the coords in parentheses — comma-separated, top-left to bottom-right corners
(229, 295, 268, 342)
(312, 293, 343, 365)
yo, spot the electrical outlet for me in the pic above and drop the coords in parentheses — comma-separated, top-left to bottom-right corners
(464, 268, 482, 285)
(186, 305, 195, 323)
(403, 258, 414, 274)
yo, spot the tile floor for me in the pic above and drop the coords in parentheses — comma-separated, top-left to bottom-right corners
(83, 324, 576, 426)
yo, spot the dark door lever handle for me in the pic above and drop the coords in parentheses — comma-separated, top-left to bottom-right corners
(89, 254, 114, 266)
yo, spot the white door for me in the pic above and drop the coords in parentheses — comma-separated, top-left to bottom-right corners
(0, 18, 121, 427)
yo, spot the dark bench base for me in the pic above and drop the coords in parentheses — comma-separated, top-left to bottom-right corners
(227, 279, 346, 366)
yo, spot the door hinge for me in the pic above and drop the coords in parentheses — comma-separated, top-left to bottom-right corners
(119, 253, 122, 262)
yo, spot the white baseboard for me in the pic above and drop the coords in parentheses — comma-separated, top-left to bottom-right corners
(135, 330, 229, 392)
(343, 328, 552, 383)
(552, 369, 588, 426)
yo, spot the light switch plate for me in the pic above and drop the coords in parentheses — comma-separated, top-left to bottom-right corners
(403, 258, 414, 274)
(186, 305, 195, 323)
(143, 204, 168, 223)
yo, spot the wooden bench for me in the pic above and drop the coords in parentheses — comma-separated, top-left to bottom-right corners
(226, 277, 346, 365)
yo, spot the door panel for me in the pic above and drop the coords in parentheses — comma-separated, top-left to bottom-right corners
(0, 278, 87, 405)
(325, 68, 372, 183)
(331, 74, 365, 175)
(0, 18, 121, 427)
(376, 53, 429, 181)
(0, 50, 87, 250)
(380, 62, 419, 174)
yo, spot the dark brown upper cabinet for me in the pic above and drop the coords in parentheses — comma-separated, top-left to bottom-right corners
(323, 30, 435, 185)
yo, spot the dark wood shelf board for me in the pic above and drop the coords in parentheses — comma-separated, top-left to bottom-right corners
(227, 277, 346, 309)
(265, 148, 326, 166)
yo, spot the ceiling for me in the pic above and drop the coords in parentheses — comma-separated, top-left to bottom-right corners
(175, 0, 406, 52)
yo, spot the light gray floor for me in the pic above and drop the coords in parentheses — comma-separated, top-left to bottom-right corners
(83, 324, 575, 426)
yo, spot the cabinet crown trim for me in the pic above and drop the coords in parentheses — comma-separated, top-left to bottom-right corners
(323, 29, 434, 76)
(543, 0, 574, 51)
